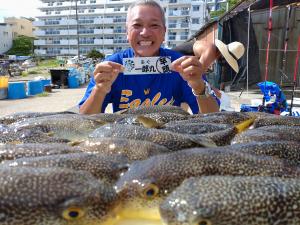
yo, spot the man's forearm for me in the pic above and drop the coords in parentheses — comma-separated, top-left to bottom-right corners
(79, 87, 107, 114)
(196, 96, 219, 113)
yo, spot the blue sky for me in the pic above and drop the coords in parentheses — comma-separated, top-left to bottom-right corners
(0, 0, 40, 22)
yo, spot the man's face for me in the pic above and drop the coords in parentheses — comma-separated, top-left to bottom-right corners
(126, 5, 166, 57)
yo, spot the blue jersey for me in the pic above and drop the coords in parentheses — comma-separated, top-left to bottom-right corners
(79, 47, 199, 113)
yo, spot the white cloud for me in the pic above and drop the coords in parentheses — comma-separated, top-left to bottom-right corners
(0, 0, 40, 22)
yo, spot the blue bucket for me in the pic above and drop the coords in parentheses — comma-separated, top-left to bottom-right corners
(27, 80, 43, 96)
(68, 75, 79, 88)
(8, 82, 27, 99)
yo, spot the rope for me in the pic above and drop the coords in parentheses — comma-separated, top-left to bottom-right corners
(259, 49, 299, 52)
(264, 0, 273, 82)
(293, 36, 300, 83)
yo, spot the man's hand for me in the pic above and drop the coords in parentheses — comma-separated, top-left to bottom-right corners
(93, 61, 124, 94)
(171, 55, 205, 94)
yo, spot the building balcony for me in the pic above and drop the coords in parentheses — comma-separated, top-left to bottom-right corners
(94, 29, 114, 34)
(94, 18, 114, 24)
(168, 23, 189, 29)
(168, 35, 189, 41)
(34, 30, 45, 36)
(60, 19, 77, 26)
(60, 39, 78, 45)
(103, 49, 114, 55)
(39, 1, 73, 9)
(34, 49, 47, 55)
(113, 29, 126, 33)
(113, 39, 128, 44)
(169, 0, 190, 5)
(94, 39, 114, 45)
(61, 49, 78, 55)
(46, 49, 61, 55)
(168, 11, 190, 17)
(34, 40, 64, 45)
(33, 20, 44, 26)
(60, 29, 77, 35)
(113, 18, 126, 23)
(34, 40, 46, 45)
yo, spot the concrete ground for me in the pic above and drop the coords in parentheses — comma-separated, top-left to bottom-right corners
(0, 83, 265, 117)
(0, 86, 86, 117)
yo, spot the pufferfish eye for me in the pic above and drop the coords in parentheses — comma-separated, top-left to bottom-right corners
(142, 183, 159, 199)
(197, 219, 212, 225)
(62, 207, 85, 221)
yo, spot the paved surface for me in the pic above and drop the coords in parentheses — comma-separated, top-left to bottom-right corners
(1, 74, 299, 117)
(0, 86, 86, 117)
(0, 83, 265, 117)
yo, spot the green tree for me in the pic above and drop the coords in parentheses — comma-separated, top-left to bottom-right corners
(210, 0, 241, 20)
(87, 49, 105, 59)
(6, 35, 35, 56)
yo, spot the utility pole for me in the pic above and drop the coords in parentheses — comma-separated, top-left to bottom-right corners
(75, 0, 80, 61)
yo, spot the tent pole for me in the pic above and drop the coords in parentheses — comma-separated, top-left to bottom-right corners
(289, 36, 300, 116)
(280, 5, 292, 86)
(246, 4, 252, 96)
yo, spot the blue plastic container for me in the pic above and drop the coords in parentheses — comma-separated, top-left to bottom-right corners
(68, 75, 79, 88)
(0, 88, 8, 99)
(27, 80, 43, 96)
(8, 82, 27, 99)
(41, 79, 51, 91)
(41, 79, 51, 86)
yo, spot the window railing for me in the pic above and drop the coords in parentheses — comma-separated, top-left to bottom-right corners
(45, 30, 60, 35)
(78, 30, 94, 34)
(45, 21, 59, 25)
(113, 18, 126, 23)
(113, 29, 126, 33)
(78, 20, 94, 24)
(113, 39, 128, 44)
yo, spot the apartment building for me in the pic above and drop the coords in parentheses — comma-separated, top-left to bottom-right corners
(206, 0, 228, 11)
(4, 17, 35, 39)
(0, 23, 13, 54)
(33, 0, 209, 57)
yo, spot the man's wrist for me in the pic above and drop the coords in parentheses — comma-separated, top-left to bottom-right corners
(192, 81, 210, 98)
(192, 88, 205, 97)
(93, 85, 110, 95)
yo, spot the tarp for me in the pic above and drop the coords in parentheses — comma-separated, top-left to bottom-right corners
(221, 10, 261, 88)
(251, 0, 299, 10)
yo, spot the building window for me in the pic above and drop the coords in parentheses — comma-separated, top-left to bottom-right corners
(193, 5, 200, 11)
(47, 2, 53, 6)
(55, 11, 61, 14)
(57, 2, 62, 5)
(90, 0, 96, 3)
(80, 0, 86, 4)
(46, 11, 52, 15)
(78, 9, 85, 13)
(169, 0, 176, 3)
(88, 9, 95, 13)
(192, 18, 199, 24)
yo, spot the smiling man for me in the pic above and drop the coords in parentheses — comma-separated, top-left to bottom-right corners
(79, 0, 219, 114)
